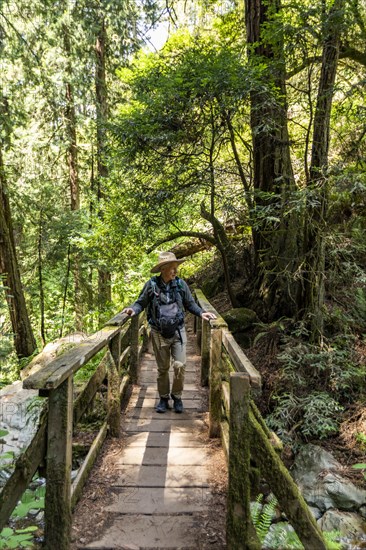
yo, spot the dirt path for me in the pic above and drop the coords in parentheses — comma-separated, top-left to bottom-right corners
(71, 325, 227, 549)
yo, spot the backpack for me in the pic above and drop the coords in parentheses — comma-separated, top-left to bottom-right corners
(150, 277, 184, 339)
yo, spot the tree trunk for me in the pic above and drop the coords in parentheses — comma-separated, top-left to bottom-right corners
(245, 0, 301, 319)
(38, 208, 46, 346)
(63, 21, 83, 331)
(0, 146, 37, 358)
(302, 0, 343, 341)
(201, 113, 240, 308)
(95, 15, 111, 310)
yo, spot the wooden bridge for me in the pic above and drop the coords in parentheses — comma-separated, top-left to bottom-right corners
(0, 290, 328, 549)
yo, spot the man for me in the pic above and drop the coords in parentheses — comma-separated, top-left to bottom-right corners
(123, 251, 216, 413)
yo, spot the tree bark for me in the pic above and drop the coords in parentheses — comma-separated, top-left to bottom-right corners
(303, 0, 343, 341)
(0, 145, 37, 358)
(245, 0, 301, 319)
(95, 15, 111, 309)
(37, 208, 46, 346)
(63, 20, 83, 331)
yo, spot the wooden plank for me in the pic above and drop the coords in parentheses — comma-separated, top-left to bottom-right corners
(23, 326, 119, 390)
(104, 311, 130, 327)
(196, 315, 202, 348)
(194, 289, 227, 326)
(201, 319, 210, 386)
(222, 380, 230, 419)
(120, 324, 131, 352)
(44, 377, 73, 550)
(73, 358, 107, 425)
(120, 346, 130, 367)
(71, 422, 108, 510)
(119, 373, 130, 398)
(222, 329, 261, 390)
(0, 418, 47, 531)
(220, 420, 229, 464)
(107, 349, 120, 437)
(72, 374, 130, 510)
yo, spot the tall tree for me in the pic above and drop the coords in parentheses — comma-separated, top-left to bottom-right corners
(245, 0, 301, 319)
(302, 0, 344, 340)
(95, 11, 112, 309)
(63, 13, 83, 331)
(0, 141, 36, 358)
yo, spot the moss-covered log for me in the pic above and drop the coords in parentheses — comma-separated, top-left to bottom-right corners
(226, 373, 261, 549)
(201, 319, 210, 386)
(249, 410, 327, 549)
(209, 325, 223, 438)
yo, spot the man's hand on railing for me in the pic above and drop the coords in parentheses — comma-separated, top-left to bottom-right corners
(201, 311, 216, 321)
(122, 307, 135, 316)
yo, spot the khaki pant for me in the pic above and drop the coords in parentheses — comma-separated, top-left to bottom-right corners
(151, 327, 187, 398)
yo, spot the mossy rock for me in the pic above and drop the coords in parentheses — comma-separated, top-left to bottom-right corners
(201, 278, 221, 298)
(222, 308, 258, 333)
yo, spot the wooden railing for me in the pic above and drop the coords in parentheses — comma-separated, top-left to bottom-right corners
(0, 311, 147, 550)
(1, 289, 329, 550)
(194, 289, 327, 550)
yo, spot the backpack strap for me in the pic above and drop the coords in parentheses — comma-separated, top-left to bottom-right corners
(149, 276, 161, 325)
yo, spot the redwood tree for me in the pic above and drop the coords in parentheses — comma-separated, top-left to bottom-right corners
(302, 0, 343, 340)
(0, 145, 36, 358)
(245, 0, 301, 319)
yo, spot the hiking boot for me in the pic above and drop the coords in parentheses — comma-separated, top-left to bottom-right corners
(156, 397, 170, 413)
(171, 394, 184, 413)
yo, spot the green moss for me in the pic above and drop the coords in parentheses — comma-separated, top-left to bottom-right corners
(223, 308, 258, 333)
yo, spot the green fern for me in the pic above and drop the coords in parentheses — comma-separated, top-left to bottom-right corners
(251, 493, 278, 543)
(251, 494, 342, 549)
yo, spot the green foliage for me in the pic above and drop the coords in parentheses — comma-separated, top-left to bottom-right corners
(251, 494, 342, 549)
(74, 348, 106, 384)
(267, 391, 343, 440)
(355, 432, 366, 452)
(352, 463, 366, 481)
(11, 485, 45, 519)
(277, 337, 364, 399)
(0, 526, 38, 549)
(251, 493, 278, 543)
(264, 333, 365, 442)
(263, 522, 304, 549)
(0, 483, 45, 548)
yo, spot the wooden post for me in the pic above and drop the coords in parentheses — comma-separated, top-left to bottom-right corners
(108, 333, 121, 437)
(201, 319, 210, 386)
(226, 373, 261, 550)
(44, 377, 73, 550)
(109, 330, 121, 371)
(196, 315, 202, 348)
(141, 319, 149, 352)
(209, 324, 222, 438)
(129, 314, 139, 383)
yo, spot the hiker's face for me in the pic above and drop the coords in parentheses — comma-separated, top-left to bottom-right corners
(161, 262, 179, 282)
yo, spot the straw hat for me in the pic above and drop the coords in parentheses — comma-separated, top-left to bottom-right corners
(150, 251, 186, 273)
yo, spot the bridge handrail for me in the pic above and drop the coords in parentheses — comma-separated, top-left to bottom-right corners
(194, 289, 327, 550)
(0, 311, 147, 550)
